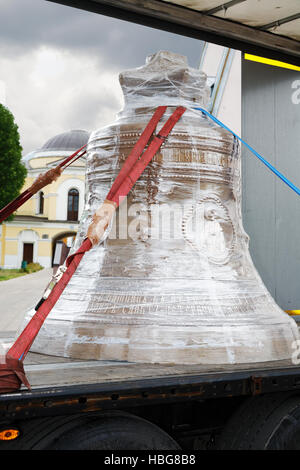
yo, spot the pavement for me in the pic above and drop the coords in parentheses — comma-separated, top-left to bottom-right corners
(0, 268, 53, 335)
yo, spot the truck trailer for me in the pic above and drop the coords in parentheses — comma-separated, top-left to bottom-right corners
(1, 0, 300, 452)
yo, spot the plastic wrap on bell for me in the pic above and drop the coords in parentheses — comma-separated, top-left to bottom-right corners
(0, 340, 11, 365)
(21, 50, 299, 364)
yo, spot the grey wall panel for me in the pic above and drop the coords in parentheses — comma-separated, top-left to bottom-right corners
(242, 58, 300, 309)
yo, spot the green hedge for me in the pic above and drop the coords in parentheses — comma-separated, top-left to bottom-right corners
(23, 263, 43, 273)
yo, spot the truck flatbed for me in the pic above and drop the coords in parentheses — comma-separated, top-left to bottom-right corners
(21, 352, 300, 391)
(2, 330, 300, 424)
(2, 328, 300, 451)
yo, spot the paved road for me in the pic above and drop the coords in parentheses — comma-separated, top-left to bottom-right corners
(0, 268, 53, 335)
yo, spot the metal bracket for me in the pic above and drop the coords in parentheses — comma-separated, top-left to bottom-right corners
(251, 376, 263, 395)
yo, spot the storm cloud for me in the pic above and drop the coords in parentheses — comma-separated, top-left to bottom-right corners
(0, 0, 204, 154)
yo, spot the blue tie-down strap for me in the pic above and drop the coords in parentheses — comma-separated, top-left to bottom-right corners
(193, 106, 300, 197)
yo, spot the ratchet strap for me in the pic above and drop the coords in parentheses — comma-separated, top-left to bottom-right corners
(0, 105, 186, 393)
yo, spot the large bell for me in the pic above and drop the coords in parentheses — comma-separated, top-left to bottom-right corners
(23, 51, 299, 364)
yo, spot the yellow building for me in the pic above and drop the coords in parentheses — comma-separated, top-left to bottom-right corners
(0, 129, 90, 269)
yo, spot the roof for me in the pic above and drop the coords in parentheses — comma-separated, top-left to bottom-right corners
(23, 129, 90, 168)
(166, 0, 300, 41)
(41, 129, 90, 151)
(46, 0, 300, 65)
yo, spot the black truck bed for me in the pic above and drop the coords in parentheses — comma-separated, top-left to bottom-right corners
(1, 327, 300, 421)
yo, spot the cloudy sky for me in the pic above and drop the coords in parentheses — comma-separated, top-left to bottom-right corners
(0, 0, 204, 156)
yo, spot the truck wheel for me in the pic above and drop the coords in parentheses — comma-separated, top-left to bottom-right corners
(217, 392, 300, 450)
(48, 411, 181, 450)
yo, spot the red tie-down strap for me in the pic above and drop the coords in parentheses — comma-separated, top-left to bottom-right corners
(0, 106, 186, 393)
(6, 238, 92, 364)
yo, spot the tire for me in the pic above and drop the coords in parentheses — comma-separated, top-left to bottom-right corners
(217, 392, 300, 450)
(48, 411, 181, 450)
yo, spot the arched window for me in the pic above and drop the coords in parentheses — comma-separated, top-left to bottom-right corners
(38, 191, 44, 214)
(67, 188, 79, 221)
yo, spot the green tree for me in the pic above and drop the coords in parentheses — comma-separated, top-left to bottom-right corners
(0, 104, 27, 221)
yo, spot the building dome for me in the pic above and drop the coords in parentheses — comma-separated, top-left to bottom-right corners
(23, 129, 90, 168)
(41, 129, 90, 151)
